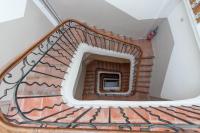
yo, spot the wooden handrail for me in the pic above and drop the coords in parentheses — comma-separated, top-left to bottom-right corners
(0, 21, 64, 80)
(0, 114, 142, 133)
(0, 19, 143, 132)
(0, 19, 142, 81)
(1, 18, 199, 133)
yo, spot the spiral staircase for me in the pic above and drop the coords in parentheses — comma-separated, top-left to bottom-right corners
(0, 18, 200, 133)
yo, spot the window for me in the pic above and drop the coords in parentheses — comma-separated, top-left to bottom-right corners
(97, 71, 121, 92)
(103, 78, 119, 88)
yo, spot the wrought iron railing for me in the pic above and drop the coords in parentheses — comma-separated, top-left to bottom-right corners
(0, 19, 200, 132)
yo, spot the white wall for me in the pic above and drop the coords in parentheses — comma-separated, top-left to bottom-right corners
(149, 20, 174, 98)
(183, 0, 200, 51)
(161, 1, 200, 100)
(32, 0, 59, 26)
(74, 62, 86, 100)
(0, 0, 53, 70)
(105, 0, 180, 20)
(0, 0, 27, 23)
(48, 0, 163, 39)
(61, 43, 200, 108)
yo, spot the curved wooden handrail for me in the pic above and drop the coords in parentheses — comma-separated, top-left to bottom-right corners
(0, 114, 140, 133)
(0, 19, 142, 81)
(0, 18, 198, 132)
(0, 19, 143, 132)
(0, 21, 64, 80)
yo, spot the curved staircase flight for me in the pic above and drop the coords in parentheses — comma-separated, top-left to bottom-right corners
(0, 19, 200, 132)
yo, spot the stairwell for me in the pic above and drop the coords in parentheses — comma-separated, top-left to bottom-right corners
(83, 60, 131, 100)
(0, 19, 200, 132)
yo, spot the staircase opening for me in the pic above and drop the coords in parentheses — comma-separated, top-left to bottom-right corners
(99, 71, 121, 91)
(61, 43, 137, 103)
(74, 52, 134, 100)
(1, 19, 200, 132)
(61, 43, 169, 107)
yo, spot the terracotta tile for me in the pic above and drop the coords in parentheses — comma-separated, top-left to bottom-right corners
(20, 97, 43, 119)
(52, 45, 68, 55)
(56, 108, 87, 123)
(40, 97, 63, 119)
(40, 57, 68, 72)
(40, 55, 62, 67)
(173, 107, 200, 118)
(70, 28, 82, 43)
(63, 33, 78, 48)
(60, 103, 71, 110)
(34, 63, 66, 78)
(42, 97, 63, 106)
(148, 107, 183, 124)
(18, 82, 61, 97)
(181, 106, 200, 114)
(134, 108, 149, 122)
(40, 105, 61, 121)
(110, 108, 126, 123)
(77, 108, 97, 123)
(25, 71, 63, 87)
(145, 107, 166, 124)
(56, 42, 75, 57)
(123, 108, 146, 123)
(158, 107, 190, 124)
(48, 50, 71, 65)
(165, 107, 200, 124)
(42, 107, 75, 122)
(93, 108, 109, 123)
(66, 30, 78, 45)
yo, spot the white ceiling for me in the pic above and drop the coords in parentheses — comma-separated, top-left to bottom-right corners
(105, 0, 181, 20)
(48, 0, 166, 39)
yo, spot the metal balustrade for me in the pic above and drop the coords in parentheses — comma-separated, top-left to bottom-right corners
(0, 19, 199, 132)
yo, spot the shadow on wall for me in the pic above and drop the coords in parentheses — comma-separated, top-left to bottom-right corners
(0, 0, 53, 70)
